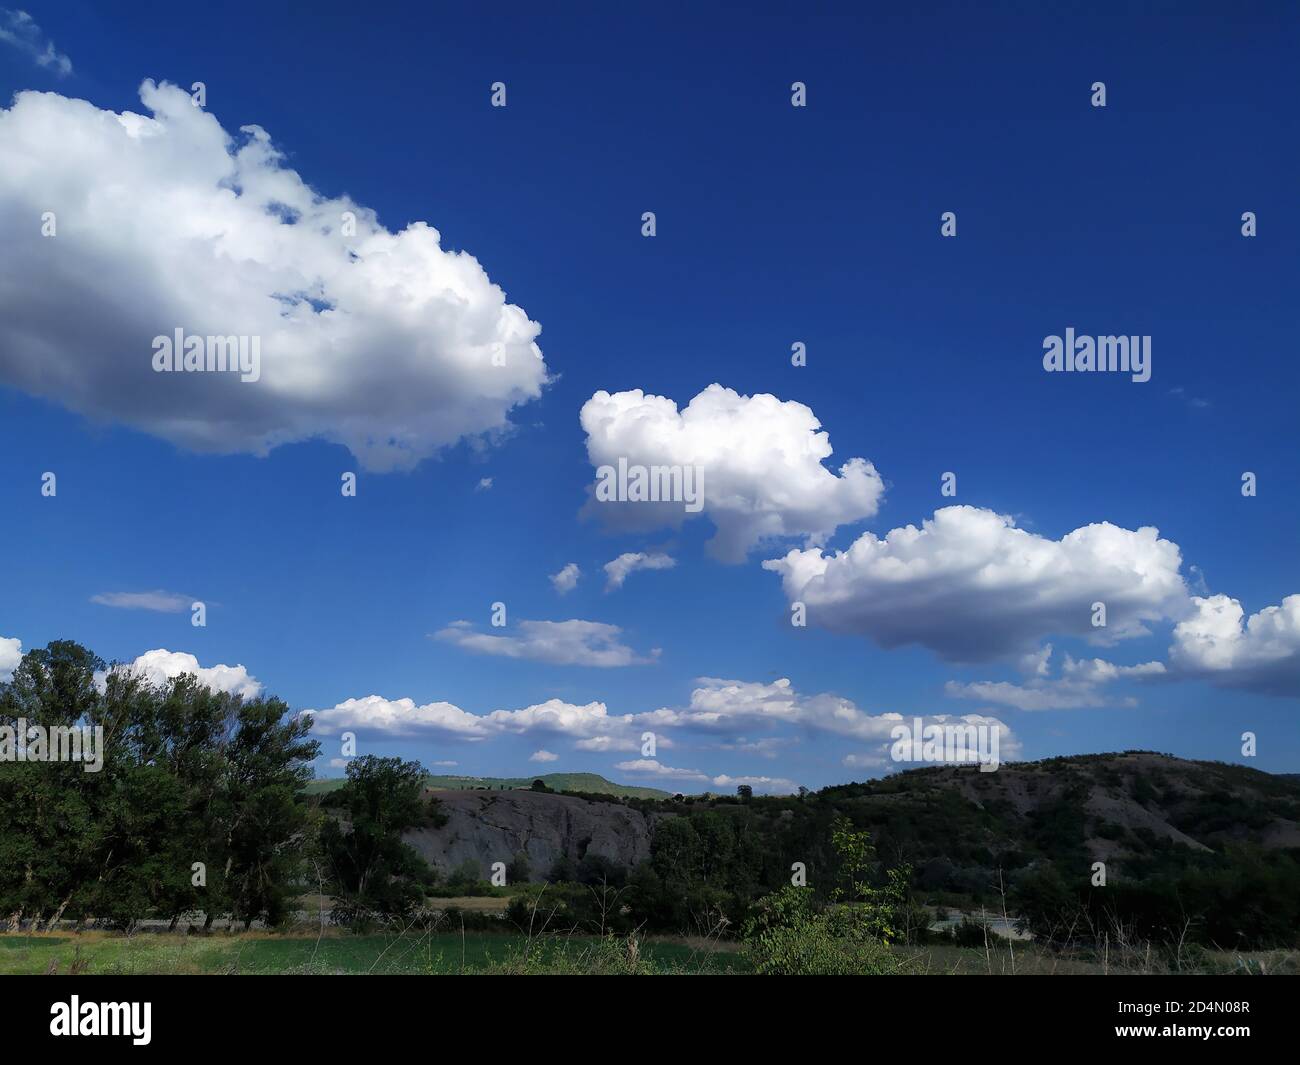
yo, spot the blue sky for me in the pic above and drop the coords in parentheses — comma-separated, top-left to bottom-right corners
(1, 2, 1297, 791)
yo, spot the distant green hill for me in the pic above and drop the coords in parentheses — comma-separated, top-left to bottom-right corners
(305, 771, 669, 800)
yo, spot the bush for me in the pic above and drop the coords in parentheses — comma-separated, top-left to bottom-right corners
(742, 886, 903, 975)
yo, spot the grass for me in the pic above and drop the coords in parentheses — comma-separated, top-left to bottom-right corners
(2, 930, 1291, 975)
(0, 929, 750, 975)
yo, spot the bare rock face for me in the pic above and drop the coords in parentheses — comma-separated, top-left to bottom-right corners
(403, 790, 656, 881)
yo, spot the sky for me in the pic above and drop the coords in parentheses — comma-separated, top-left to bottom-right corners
(1, 2, 1297, 792)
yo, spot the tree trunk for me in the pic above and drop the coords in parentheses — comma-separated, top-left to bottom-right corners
(46, 894, 73, 930)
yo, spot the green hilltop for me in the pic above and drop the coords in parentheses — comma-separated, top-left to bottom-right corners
(305, 771, 670, 800)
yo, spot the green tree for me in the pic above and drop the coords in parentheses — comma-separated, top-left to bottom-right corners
(320, 755, 435, 918)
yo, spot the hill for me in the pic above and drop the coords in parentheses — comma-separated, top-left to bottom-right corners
(305, 770, 669, 800)
(819, 750, 1300, 874)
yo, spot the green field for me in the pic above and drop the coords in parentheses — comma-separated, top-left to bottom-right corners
(5, 931, 1290, 975)
(304, 772, 670, 800)
(0, 931, 748, 975)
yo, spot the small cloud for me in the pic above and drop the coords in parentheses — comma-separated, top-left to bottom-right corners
(603, 551, 675, 591)
(529, 749, 558, 763)
(614, 758, 708, 782)
(91, 590, 192, 613)
(433, 618, 659, 668)
(550, 562, 580, 595)
(0, 9, 72, 76)
(475, 477, 493, 492)
(1167, 386, 1210, 410)
(432, 760, 459, 767)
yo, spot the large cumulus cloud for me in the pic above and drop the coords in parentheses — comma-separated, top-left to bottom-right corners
(580, 384, 884, 562)
(764, 505, 1188, 662)
(105, 648, 263, 700)
(1168, 594, 1300, 696)
(0, 81, 546, 471)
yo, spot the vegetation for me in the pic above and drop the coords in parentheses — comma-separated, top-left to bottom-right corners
(304, 772, 668, 800)
(0, 640, 317, 931)
(3, 639, 1298, 973)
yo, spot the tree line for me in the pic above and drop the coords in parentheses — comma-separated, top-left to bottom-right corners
(0, 640, 317, 930)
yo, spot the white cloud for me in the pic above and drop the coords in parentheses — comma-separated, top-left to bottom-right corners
(90, 590, 191, 613)
(765, 505, 1187, 662)
(0, 9, 71, 75)
(581, 384, 884, 562)
(639, 676, 1021, 768)
(432, 760, 459, 767)
(549, 562, 581, 595)
(433, 619, 659, 667)
(573, 734, 646, 753)
(1018, 644, 1054, 678)
(1168, 594, 1300, 696)
(483, 698, 656, 751)
(302, 689, 662, 753)
(612, 759, 796, 794)
(0, 81, 546, 472)
(529, 749, 558, 763)
(303, 694, 491, 738)
(107, 648, 262, 700)
(614, 758, 708, 782)
(475, 477, 494, 492)
(603, 551, 675, 591)
(0, 636, 22, 683)
(945, 646, 1165, 710)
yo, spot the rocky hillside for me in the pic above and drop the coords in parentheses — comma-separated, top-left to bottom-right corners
(828, 751, 1300, 878)
(404, 789, 661, 881)
(393, 753, 1300, 888)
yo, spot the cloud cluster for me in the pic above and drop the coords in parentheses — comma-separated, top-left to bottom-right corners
(101, 648, 263, 700)
(765, 505, 1187, 662)
(612, 759, 797, 795)
(433, 619, 659, 667)
(580, 384, 884, 562)
(0, 81, 546, 471)
(642, 676, 1021, 762)
(946, 648, 1165, 711)
(305, 692, 653, 753)
(1168, 594, 1300, 696)
(301, 672, 1014, 789)
(302, 694, 490, 738)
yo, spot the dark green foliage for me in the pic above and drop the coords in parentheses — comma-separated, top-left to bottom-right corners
(319, 755, 437, 919)
(0, 640, 319, 930)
